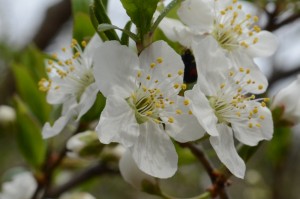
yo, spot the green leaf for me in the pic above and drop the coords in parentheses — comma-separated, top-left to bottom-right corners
(13, 96, 46, 169)
(12, 63, 51, 124)
(98, 23, 138, 41)
(72, 0, 96, 42)
(120, 0, 160, 38)
(121, 21, 132, 45)
(92, 0, 120, 41)
(82, 92, 106, 121)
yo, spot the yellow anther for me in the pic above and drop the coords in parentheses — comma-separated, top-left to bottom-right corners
(236, 80, 240, 84)
(174, 83, 180, 89)
(46, 67, 52, 73)
(236, 112, 241, 117)
(184, 99, 190, 106)
(61, 47, 66, 52)
(220, 10, 226, 15)
(251, 95, 256, 99)
(167, 73, 172, 78)
(238, 4, 242, 9)
(263, 98, 270, 103)
(240, 41, 249, 48)
(219, 24, 224, 29)
(168, 117, 174, 123)
(248, 123, 253, 128)
(181, 84, 187, 90)
(146, 75, 151, 80)
(54, 85, 60, 90)
(150, 63, 156, 68)
(178, 69, 184, 76)
(253, 16, 259, 23)
(169, 101, 175, 105)
(239, 67, 245, 72)
(137, 71, 142, 78)
(72, 39, 78, 45)
(81, 41, 87, 47)
(237, 88, 242, 93)
(258, 84, 263, 90)
(253, 25, 261, 33)
(233, 11, 238, 17)
(253, 37, 259, 44)
(47, 60, 53, 65)
(247, 79, 252, 84)
(155, 80, 159, 83)
(248, 31, 254, 36)
(69, 66, 75, 71)
(233, 0, 237, 3)
(146, 111, 153, 116)
(261, 102, 266, 107)
(256, 123, 261, 128)
(58, 61, 64, 66)
(176, 109, 183, 115)
(229, 71, 234, 76)
(246, 14, 252, 19)
(259, 115, 265, 120)
(188, 110, 193, 115)
(253, 107, 258, 114)
(157, 57, 163, 63)
(154, 119, 160, 124)
(245, 69, 250, 74)
(220, 83, 226, 89)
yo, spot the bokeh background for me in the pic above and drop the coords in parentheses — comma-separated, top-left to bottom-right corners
(0, 0, 300, 198)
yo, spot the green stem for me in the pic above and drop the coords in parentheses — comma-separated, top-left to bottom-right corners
(150, 0, 182, 33)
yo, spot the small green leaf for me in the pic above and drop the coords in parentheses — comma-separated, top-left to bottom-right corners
(98, 23, 138, 41)
(92, 0, 120, 41)
(13, 96, 46, 169)
(120, 0, 160, 38)
(121, 21, 132, 45)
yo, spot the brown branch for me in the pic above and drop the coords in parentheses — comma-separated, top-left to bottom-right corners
(45, 162, 119, 198)
(266, 13, 300, 32)
(32, 0, 72, 50)
(268, 66, 300, 88)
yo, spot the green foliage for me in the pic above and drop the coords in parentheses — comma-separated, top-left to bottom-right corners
(92, 0, 120, 41)
(72, 0, 96, 42)
(121, 21, 133, 45)
(13, 96, 46, 169)
(12, 50, 51, 124)
(82, 93, 106, 121)
(120, 0, 159, 39)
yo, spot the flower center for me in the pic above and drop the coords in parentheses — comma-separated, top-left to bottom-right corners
(207, 68, 269, 128)
(211, 0, 262, 51)
(39, 39, 95, 101)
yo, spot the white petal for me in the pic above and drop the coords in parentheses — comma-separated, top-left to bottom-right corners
(96, 94, 139, 147)
(185, 85, 219, 136)
(177, 0, 213, 33)
(46, 78, 69, 104)
(232, 104, 273, 146)
(163, 96, 206, 142)
(229, 51, 268, 94)
(93, 41, 138, 97)
(130, 121, 178, 178)
(42, 107, 77, 139)
(83, 34, 103, 58)
(245, 31, 278, 57)
(159, 17, 186, 42)
(119, 150, 155, 190)
(76, 83, 99, 120)
(210, 124, 246, 178)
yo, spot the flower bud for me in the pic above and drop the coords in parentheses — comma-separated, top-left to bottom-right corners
(66, 131, 103, 159)
(0, 105, 16, 125)
(272, 75, 300, 124)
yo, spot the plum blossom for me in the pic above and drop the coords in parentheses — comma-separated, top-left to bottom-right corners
(185, 42, 273, 178)
(93, 40, 205, 178)
(40, 35, 102, 139)
(159, 0, 278, 89)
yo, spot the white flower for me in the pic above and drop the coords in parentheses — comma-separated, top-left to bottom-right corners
(185, 42, 273, 178)
(0, 172, 37, 199)
(93, 40, 205, 178)
(272, 75, 300, 124)
(159, 0, 278, 89)
(119, 150, 156, 190)
(40, 35, 102, 139)
(0, 105, 16, 124)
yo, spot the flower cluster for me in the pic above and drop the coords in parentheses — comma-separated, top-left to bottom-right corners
(40, 0, 278, 181)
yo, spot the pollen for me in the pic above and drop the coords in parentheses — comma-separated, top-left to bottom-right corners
(146, 75, 151, 80)
(61, 47, 66, 52)
(253, 25, 261, 33)
(188, 110, 193, 115)
(181, 84, 187, 90)
(253, 107, 258, 114)
(263, 98, 270, 103)
(157, 57, 163, 63)
(220, 83, 226, 89)
(261, 102, 266, 107)
(256, 123, 261, 128)
(239, 67, 245, 72)
(253, 16, 259, 23)
(137, 71, 142, 78)
(167, 73, 172, 78)
(176, 109, 182, 115)
(248, 123, 253, 128)
(48, 60, 53, 65)
(168, 117, 174, 123)
(246, 69, 250, 74)
(174, 83, 180, 89)
(258, 84, 263, 90)
(150, 63, 156, 68)
(178, 69, 184, 76)
(184, 99, 190, 106)
(253, 37, 259, 44)
(146, 111, 153, 116)
(81, 41, 87, 47)
(259, 115, 265, 120)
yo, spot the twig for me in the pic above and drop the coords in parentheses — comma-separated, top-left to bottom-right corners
(45, 162, 119, 198)
(268, 66, 300, 88)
